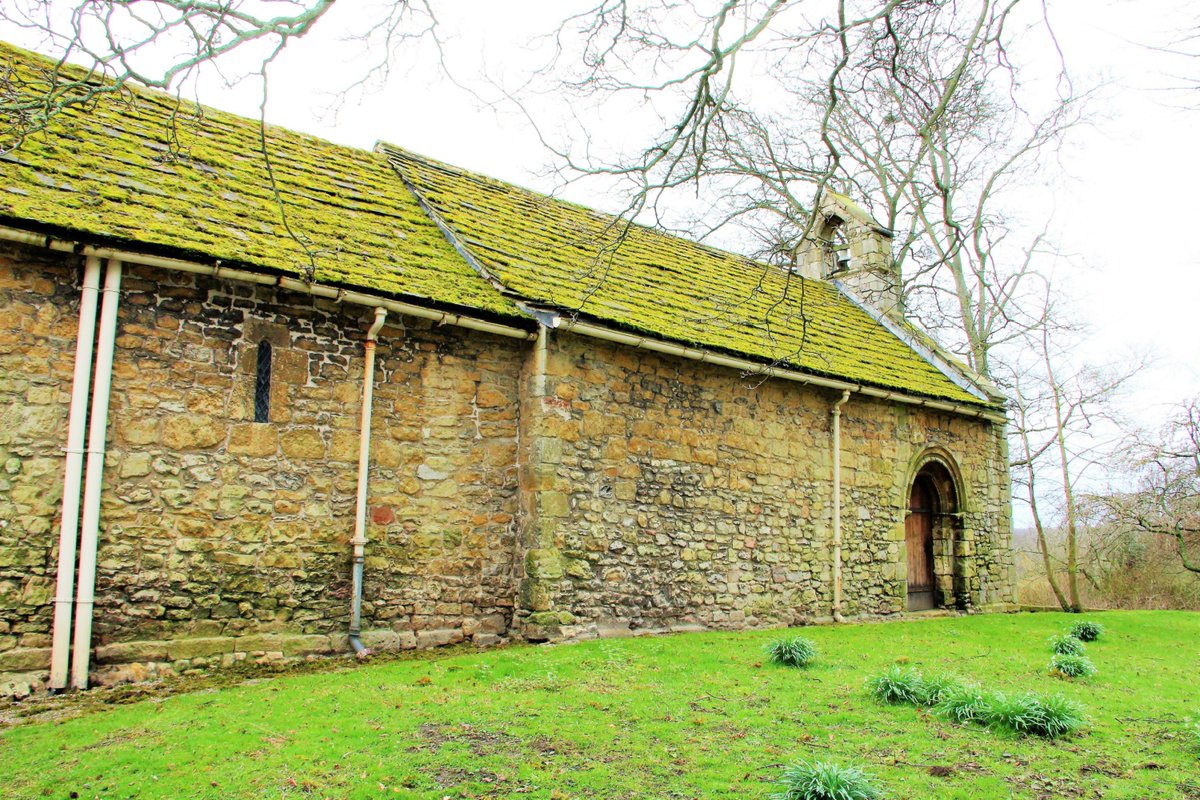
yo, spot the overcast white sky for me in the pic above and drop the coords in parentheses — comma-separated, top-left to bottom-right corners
(4, 1, 1198, 434)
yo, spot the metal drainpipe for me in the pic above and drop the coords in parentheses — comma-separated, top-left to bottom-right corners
(831, 390, 851, 623)
(349, 307, 387, 656)
(48, 255, 103, 690)
(69, 258, 123, 689)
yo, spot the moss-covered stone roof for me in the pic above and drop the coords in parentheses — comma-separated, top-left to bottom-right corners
(0, 42, 522, 319)
(381, 145, 990, 406)
(0, 41, 992, 406)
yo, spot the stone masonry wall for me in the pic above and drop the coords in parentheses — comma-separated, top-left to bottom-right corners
(0, 241, 1013, 693)
(0, 244, 525, 688)
(0, 246, 77, 678)
(515, 332, 1013, 637)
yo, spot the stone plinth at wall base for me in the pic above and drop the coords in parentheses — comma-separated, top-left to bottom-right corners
(0, 647, 51, 673)
(972, 601, 1020, 613)
(1, 670, 47, 699)
(0, 625, 510, 697)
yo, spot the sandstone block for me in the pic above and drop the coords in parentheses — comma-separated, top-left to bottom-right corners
(167, 637, 233, 661)
(564, 557, 592, 580)
(330, 430, 359, 463)
(416, 628, 463, 648)
(94, 640, 170, 664)
(120, 451, 152, 478)
(281, 634, 333, 656)
(540, 491, 570, 518)
(280, 429, 325, 460)
(228, 423, 278, 457)
(0, 647, 50, 672)
(525, 548, 563, 580)
(162, 414, 224, 450)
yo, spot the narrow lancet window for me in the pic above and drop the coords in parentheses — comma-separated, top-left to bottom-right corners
(254, 340, 272, 423)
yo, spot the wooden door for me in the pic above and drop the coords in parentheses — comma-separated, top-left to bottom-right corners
(906, 478, 936, 611)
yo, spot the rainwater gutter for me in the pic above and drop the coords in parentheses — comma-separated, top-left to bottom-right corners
(69, 258, 122, 689)
(348, 307, 387, 656)
(47, 255, 102, 690)
(830, 390, 851, 623)
(551, 316, 1006, 424)
(0, 226, 535, 342)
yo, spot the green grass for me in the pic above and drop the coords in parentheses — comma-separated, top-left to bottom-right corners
(2, 611, 1199, 799)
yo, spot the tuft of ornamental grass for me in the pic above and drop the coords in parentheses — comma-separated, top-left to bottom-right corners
(866, 665, 926, 705)
(765, 636, 819, 669)
(1070, 621, 1105, 642)
(772, 760, 882, 800)
(1049, 653, 1097, 679)
(982, 692, 1087, 739)
(866, 667, 964, 707)
(934, 684, 993, 725)
(1048, 633, 1085, 656)
(918, 673, 967, 706)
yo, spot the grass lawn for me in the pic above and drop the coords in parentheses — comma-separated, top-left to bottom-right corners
(3, 611, 1199, 799)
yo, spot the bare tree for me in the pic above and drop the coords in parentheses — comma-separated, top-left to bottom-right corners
(533, 1, 1085, 379)
(0, 1, 442, 151)
(1095, 399, 1200, 575)
(1003, 295, 1141, 612)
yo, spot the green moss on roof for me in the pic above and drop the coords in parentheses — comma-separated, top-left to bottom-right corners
(381, 145, 991, 406)
(0, 42, 522, 319)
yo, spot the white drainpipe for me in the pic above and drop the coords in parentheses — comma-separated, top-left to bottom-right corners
(48, 255, 103, 690)
(831, 390, 851, 623)
(69, 258, 123, 689)
(349, 307, 387, 655)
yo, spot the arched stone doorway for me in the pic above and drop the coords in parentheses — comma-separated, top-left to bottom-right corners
(905, 458, 964, 611)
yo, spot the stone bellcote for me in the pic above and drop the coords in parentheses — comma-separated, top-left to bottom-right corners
(796, 191, 902, 317)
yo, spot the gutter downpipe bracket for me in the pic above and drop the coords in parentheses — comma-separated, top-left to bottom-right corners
(349, 307, 387, 657)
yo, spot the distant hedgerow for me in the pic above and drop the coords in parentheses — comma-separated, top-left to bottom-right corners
(1049, 653, 1097, 679)
(1048, 634, 1085, 656)
(766, 637, 818, 668)
(772, 760, 882, 800)
(1070, 621, 1105, 642)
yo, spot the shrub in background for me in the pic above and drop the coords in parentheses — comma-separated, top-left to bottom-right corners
(1048, 634, 1085, 656)
(766, 637, 819, 668)
(1070, 621, 1105, 642)
(772, 760, 882, 800)
(1049, 653, 1097, 679)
